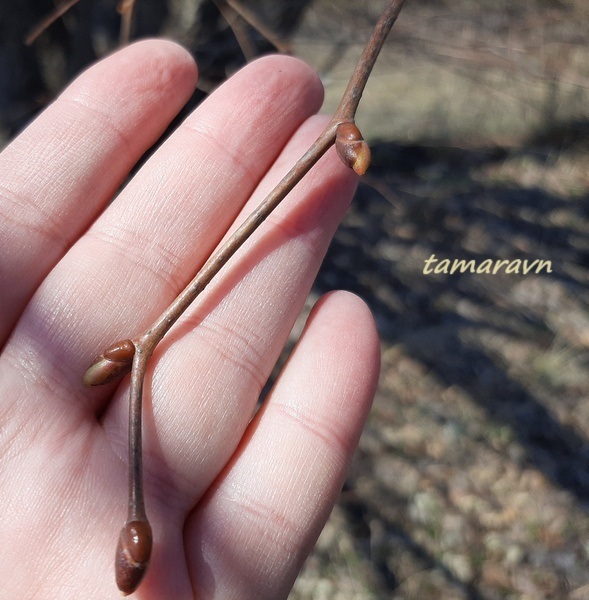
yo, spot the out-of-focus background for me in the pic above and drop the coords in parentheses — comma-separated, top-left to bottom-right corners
(2, 1, 588, 598)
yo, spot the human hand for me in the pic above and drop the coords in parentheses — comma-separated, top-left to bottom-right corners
(0, 40, 379, 599)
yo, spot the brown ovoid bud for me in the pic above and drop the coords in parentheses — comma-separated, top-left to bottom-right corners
(115, 520, 153, 595)
(335, 122, 371, 175)
(82, 339, 135, 387)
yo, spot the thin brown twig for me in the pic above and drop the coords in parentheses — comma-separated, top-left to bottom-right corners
(25, 0, 82, 46)
(25, 0, 137, 47)
(221, 0, 292, 55)
(212, 0, 258, 61)
(83, 1, 407, 595)
(118, 0, 138, 46)
(334, 0, 407, 120)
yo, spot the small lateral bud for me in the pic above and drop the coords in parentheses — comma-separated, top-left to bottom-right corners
(115, 520, 153, 595)
(83, 339, 135, 387)
(335, 122, 371, 175)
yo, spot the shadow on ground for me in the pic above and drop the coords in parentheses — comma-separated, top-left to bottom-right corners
(304, 127, 589, 598)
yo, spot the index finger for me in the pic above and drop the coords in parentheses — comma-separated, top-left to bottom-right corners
(0, 40, 198, 345)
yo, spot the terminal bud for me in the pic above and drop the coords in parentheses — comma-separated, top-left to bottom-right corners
(115, 519, 153, 595)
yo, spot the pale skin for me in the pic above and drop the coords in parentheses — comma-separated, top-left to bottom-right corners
(0, 40, 380, 599)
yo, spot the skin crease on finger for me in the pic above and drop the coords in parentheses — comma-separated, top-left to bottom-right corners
(0, 41, 380, 599)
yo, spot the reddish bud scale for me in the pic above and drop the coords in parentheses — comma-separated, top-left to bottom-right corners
(115, 520, 153, 595)
(335, 122, 371, 175)
(104, 339, 136, 361)
(82, 339, 135, 387)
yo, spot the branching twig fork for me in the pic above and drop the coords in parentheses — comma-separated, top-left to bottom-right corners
(82, 1, 407, 594)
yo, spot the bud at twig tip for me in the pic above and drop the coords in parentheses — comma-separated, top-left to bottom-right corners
(115, 520, 152, 595)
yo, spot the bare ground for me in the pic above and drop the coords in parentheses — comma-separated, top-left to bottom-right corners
(291, 2, 589, 598)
